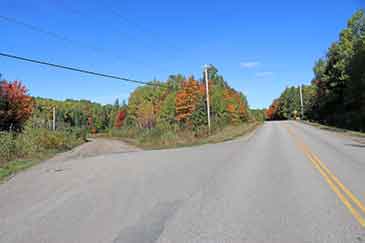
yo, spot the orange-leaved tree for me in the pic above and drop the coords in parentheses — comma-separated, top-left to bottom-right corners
(266, 99, 280, 120)
(223, 88, 242, 124)
(175, 77, 201, 125)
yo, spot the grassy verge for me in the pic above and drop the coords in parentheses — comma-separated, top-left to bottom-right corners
(0, 149, 64, 183)
(0, 126, 87, 183)
(0, 160, 36, 181)
(107, 122, 261, 150)
(199, 122, 260, 144)
(300, 120, 365, 138)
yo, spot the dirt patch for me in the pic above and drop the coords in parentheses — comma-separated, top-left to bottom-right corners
(49, 138, 141, 162)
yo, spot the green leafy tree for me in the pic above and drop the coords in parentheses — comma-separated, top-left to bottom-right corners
(308, 9, 365, 130)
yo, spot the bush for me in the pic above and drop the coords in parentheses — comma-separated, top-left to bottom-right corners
(137, 127, 165, 144)
(69, 127, 88, 142)
(0, 80, 33, 131)
(0, 124, 86, 165)
(0, 132, 16, 164)
(109, 126, 140, 138)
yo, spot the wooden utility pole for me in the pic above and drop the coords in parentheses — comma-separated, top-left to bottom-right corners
(204, 65, 211, 133)
(52, 107, 56, 131)
(299, 85, 304, 119)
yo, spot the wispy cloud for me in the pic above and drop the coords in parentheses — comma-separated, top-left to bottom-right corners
(240, 61, 260, 69)
(255, 72, 273, 78)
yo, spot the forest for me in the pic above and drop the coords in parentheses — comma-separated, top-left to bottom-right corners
(1, 66, 254, 134)
(0, 66, 261, 169)
(125, 67, 251, 132)
(267, 10, 365, 132)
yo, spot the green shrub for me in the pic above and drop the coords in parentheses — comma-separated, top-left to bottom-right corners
(0, 132, 16, 164)
(137, 127, 163, 144)
(68, 127, 88, 142)
(36, 130, 67, 150)
(109, 126, 140, 138)
(1, 124, 86, 165)
(14, 128, 40, 157)
(159, 130, 178, 145)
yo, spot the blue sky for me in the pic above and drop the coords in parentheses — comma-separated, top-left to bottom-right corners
(0, 0, 363, 108)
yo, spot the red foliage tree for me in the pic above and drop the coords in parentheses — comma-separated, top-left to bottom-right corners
(114, 110, 126, 128)
(0, 80, 34, 131)
(266, 99, 280, 120)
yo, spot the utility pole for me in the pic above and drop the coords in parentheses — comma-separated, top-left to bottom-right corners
(299, 85, 304, 120)
(204, 64, 211, 133)
(52, 107, 56, 131)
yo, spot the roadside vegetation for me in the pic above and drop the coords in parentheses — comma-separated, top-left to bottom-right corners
(108, 122, 260, 149)
(267, 10, 365, 132)
(0, 127, 85, 181)
(0, 66, 263, 180)
(0, 80, 88, 181)
(108, 67, 262, 148)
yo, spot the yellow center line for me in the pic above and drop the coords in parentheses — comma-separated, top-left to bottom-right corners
(285, 124, 365, 228)
(288, 125, 365, 215)
(288, 127, 365, 214)
(310, 152, 365, 215)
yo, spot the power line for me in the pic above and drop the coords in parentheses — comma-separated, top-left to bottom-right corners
(0, 15, 103, 53)
(1, 4, 183, 72)
(53, 2, 185, 59)
(108, 8, 185, 55)
(0, 52, 166, 88)
(0, 14, 153, 70)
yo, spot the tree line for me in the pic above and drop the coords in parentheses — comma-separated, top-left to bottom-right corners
(126, 66, 251, 134)
(266, 85, 315, 121)
(0, 78, 127, 133)
(1, 65, 260, 136)
(267, 9, 365, 132)
(33, 97, 126, 133)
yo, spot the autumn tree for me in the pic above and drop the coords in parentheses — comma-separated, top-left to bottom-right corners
(128, 82, 164, 128)
(114, 110, 126, 128)
(0, 80, 34, 131)
(222, 88, 248, 124)
(266, 99, 280, 120)
(158, 91, 176, 126)
(136, 102, 155, 128)
(175, 77, 202, 126)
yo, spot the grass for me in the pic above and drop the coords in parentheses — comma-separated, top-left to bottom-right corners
(199, 122, 260, 144)
(0, 149, 60, 183)
(0, 160, 36, 182)
(300, 120, 365, 138)
(0, 122, 260, 182)
(0, 125, 87, 183)
(107, 122, 261, 150)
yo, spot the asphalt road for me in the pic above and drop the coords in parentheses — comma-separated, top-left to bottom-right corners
(1, 121, 365, 243)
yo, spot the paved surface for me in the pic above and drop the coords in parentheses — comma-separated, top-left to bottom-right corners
(0, 121, 364, 243)
(49, 138, 141, 162)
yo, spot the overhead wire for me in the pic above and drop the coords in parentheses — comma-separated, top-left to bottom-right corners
(0, 14, 154, 72)
(53, 1, 186, 62)
(0, 15, 103, 53)
(0, 52, 167, 88)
